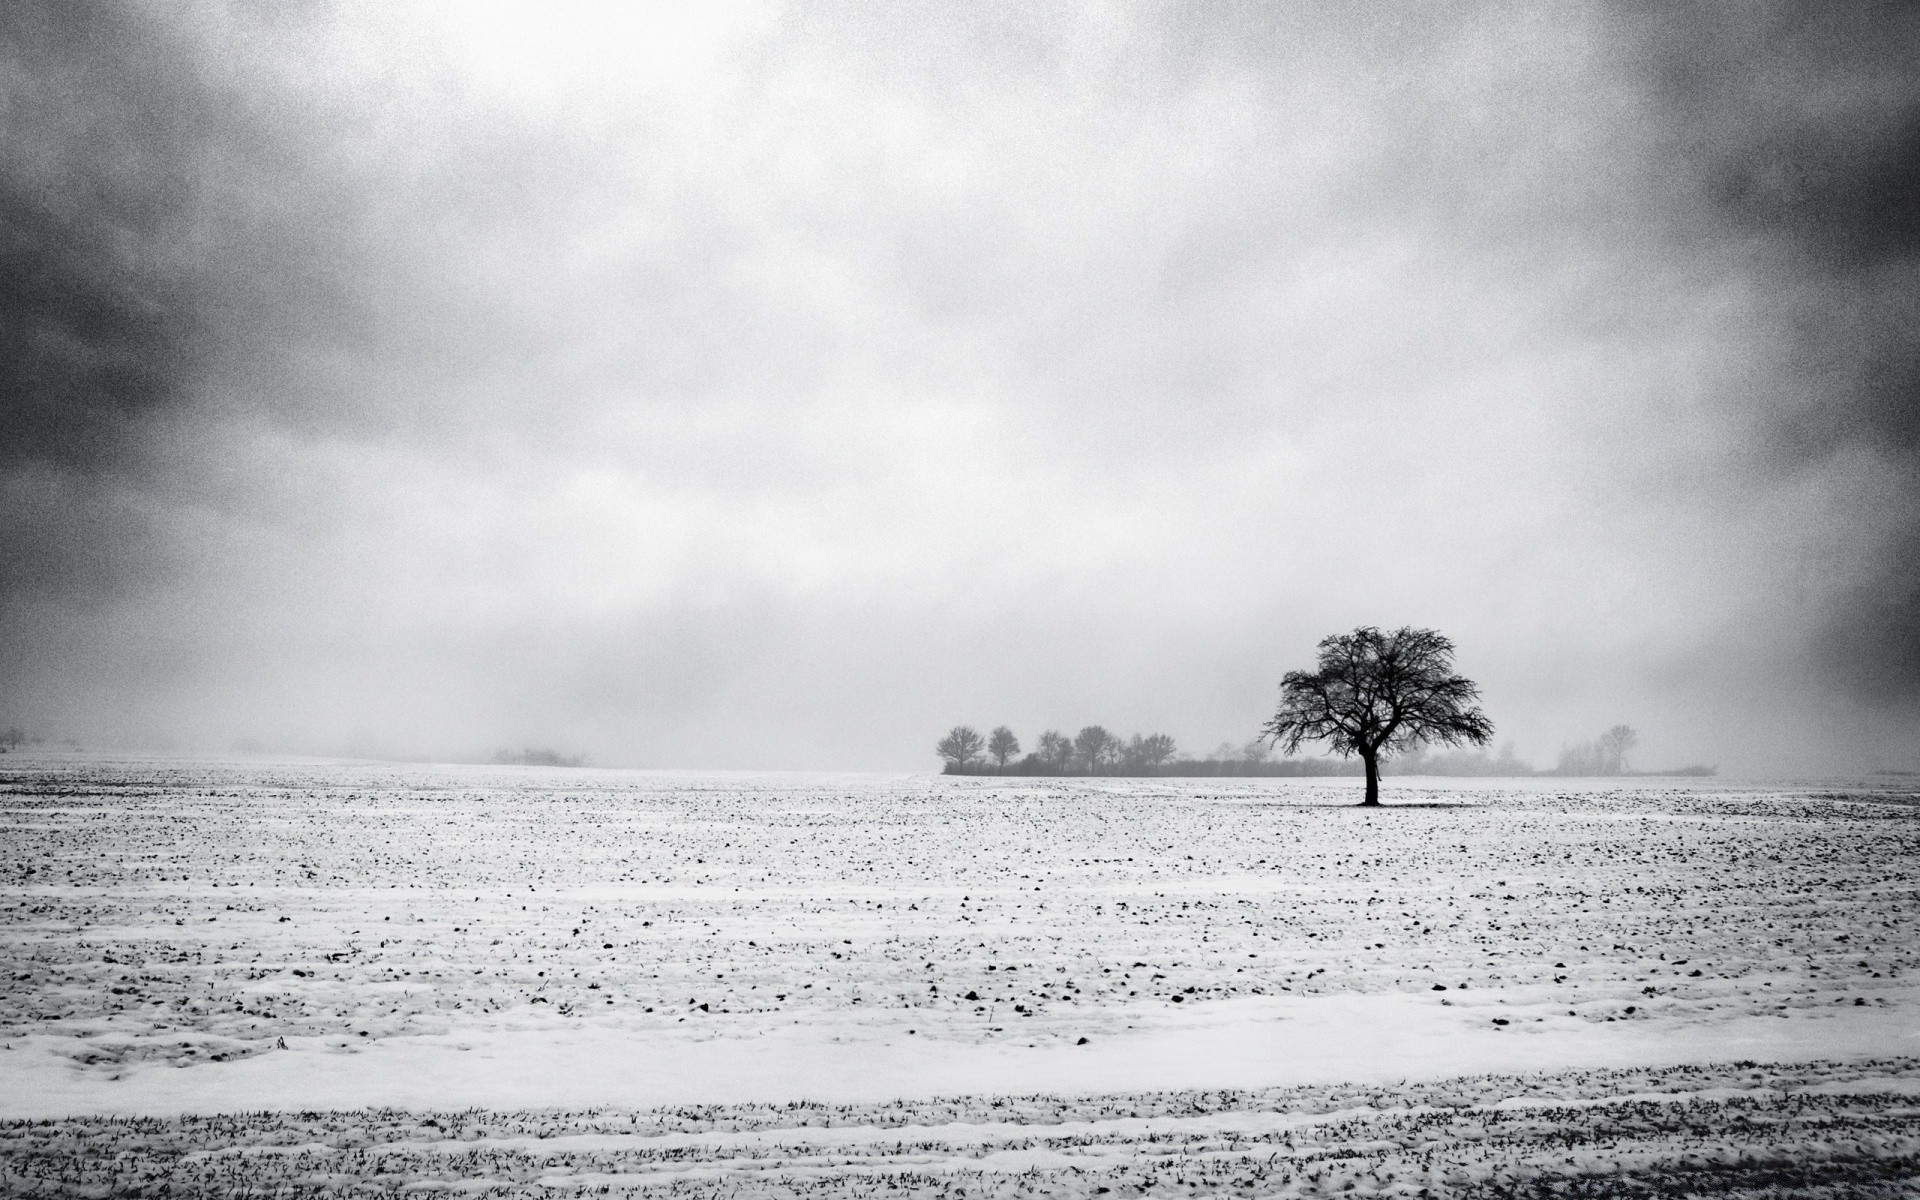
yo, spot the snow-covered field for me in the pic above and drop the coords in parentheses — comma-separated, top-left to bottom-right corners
(2, 757, 1917, 1195)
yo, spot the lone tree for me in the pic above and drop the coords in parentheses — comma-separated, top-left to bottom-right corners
(1262, 626, 1493, 806)
(935, 725, 985, 769)
(987, 726, 1021, 768)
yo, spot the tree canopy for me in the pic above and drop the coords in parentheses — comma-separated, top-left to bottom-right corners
(1073, 725, 1116, 773)
(935, 725, 985, 767)
(1262, 625, 1492, 805)
(987, 726, 1021, 767)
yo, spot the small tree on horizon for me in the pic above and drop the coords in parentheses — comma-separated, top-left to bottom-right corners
(1073, 725, 1116, 775)
(935, 725, 985, 769)
(1137, 732, 1177, 769)
(1262, 626, 1493, 806)
(987, 726, 1021, 768)
(1036, 730, 1074, 771)
(1598, 724, 1637, 775)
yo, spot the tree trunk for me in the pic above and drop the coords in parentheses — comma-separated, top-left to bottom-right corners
(1360, 752, 1380, 806)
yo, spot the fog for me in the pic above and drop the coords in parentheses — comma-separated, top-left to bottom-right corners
(2, 1, 1915, 772)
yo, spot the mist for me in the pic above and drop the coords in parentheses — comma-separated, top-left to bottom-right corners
(2, 1, 1915, 773)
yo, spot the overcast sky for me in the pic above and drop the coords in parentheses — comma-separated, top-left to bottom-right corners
(3, 1, 1916, 773)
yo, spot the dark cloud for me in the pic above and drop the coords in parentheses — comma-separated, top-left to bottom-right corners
(1624, 0, 1920, 703)
(0, 2, 372, 613)
(0, 2, 214, 628)
(0, 2, 213, 473)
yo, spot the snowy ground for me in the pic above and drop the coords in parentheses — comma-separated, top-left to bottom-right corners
(2, 757, 1917, 1195)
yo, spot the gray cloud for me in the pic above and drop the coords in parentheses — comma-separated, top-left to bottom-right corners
(1621, 1, 1920, 706)
(0, 2, 208, 617)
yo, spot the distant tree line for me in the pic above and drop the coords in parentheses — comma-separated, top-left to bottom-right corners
(936, 725, 1367, 777)
(1549, 725, 1713, 776)
(493, 748, 587, 768)
(936, 720, 1710, 779)
(0, 727, 46, 754)
(937, 725, 1168, 775)
(1390, 742, 1535, 776)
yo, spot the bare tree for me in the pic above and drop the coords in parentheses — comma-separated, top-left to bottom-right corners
(935, 725, 985, 769)
(987, 726, 1021, 768)
(1073, 725, 1116, 775)
(1597, 724, 1637, 775)
(1262, 626, 1493, 806)
(1116, 733, 1175, 773)
(1036, 730, 1073, 771)
(1137, 732, 1178, 768)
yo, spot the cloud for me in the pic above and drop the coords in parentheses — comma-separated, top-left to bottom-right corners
(1621, 0, 1920, 707)
(2, 1, 1913, 771)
